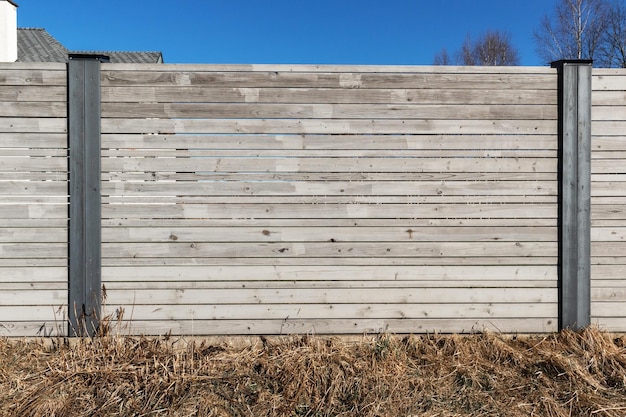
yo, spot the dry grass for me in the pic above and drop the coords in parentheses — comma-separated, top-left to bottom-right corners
(1, 327, 626, 416)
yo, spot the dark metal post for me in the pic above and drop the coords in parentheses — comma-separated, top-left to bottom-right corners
(552, 60, 593, 331)
(68, 54, 108, 337)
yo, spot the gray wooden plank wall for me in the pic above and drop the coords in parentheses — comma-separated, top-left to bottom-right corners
(0, 63, 68, 336)
(591, 69, 626, 331)
(99, 64, 560, 335)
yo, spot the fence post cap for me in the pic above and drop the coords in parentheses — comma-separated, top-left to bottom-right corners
(551, 59, 593, 68)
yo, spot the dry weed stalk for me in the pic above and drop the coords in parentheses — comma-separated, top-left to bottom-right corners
(0, 327, 625, 416)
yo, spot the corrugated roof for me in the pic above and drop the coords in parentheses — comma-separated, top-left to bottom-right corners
(17, 28, 163, 63)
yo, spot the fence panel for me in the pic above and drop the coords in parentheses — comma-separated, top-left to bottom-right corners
(0, 63, 68, 337)
(100, 64, 559, 335)
(591, 69, 626, 331)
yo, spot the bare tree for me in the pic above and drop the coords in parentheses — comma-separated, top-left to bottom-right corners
(458, 35, 476, 65)
(598, 0, 626, 67)
(534, 0, 608, 63)
(457, 31, 520, 66)
(471, 31, 520, 65)
(433, 48, 452, 65)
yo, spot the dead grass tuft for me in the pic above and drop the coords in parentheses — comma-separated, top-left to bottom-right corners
(1, 327, 626, 416)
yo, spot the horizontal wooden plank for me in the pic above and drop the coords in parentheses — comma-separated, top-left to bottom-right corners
(102, 133, 558, 151)
(104, 171, 557, 183)
(591, 242, 626, 257)
(0, 173, 66, 181)
(0, 219, 67, 228)
(592, 174, 626, 182)
(101, 102, 557, 120)
(2, 197, 67, 205)
(0, 86, 66, 102)
(592, 106, 626, 121)
(592, 302, 626, 318)
(102, 180, 557, 197)
(105, 287, 556, 305)
(593, 195, 626, 205)
(592, 151, 626, 159)
(593, 68, 626, 75)
(0, 321, 65, 337)
(591, 227, 626, 241)
(592, 91, 626, 106)
(592, 121, 626, 137)
(104, 280, 555, 291)
(101, 118, 557, 135)
(591, 183, 626, 197)
(0, 204, 67, 219)
(591, 264, 626, 279)
(592, 74, 626, 90)
(0, 181, 68, 195)
(0, 102, 66, 117)
(592, 205, 626, 220)
(103, 148, 556, 159)
(0, 149, 66, 157)
(0, 267, 67, 282)
(0, 69, 67, 86)
(107, 317, 557, 335)
(591, 137, 626, 152)
(101, 265, 557, 282)
(0, 118, 67, 133)
(0, 289, 66, 305)
(0, 156, 67, 172)
(0, 133, 67, 148)
(101, 87, 558, 105)
(101, 203, 557, 220)
(592, 279, 626, 287)
(590, 318, 626, 332)
(0, 62, 65, 71)
(102, 226, 556, 243)
(103, 195, 557, 205)
(592, 223, 626, 230)
(102, 241, 557, 259)
(102, 255, 557, 267)
(101, 156, 557, 173)
(102, 217, 557, 228)
(0, 282, 67, 290)
(0, 243, 67, 258)
(101, 62, 555, 74)
(0, 305, 65, 322)
(101, 70, 557, 89)
(0, 228, 67, 243)
(592, 159, 626, 174)
(592, 256, 626, 265)
(103, 302, 557, 321)
(0, 258, 67, 267)
(591, 288, 626, 302)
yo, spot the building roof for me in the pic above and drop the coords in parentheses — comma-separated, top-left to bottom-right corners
(17, 28, 68, 62)
(17, 28, 163, 63)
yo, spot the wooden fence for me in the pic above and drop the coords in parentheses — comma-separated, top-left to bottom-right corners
(0, 59, 623, 336)
(0, 63, 68, 336)
(591, 69, 626, 331)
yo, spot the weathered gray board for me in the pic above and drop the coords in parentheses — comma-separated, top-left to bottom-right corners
(68, 55, 106, 337)
(553, 60, 592, 331)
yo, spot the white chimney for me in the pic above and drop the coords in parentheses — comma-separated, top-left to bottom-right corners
(0, 0, 17, 62)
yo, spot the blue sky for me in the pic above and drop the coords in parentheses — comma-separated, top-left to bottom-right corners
(17, 0, 554, 66)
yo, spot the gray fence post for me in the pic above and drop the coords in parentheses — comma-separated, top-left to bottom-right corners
(552, 60, 593, 331)
(68, 54, 108, 337)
